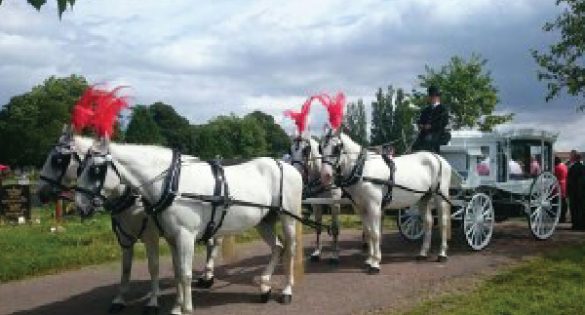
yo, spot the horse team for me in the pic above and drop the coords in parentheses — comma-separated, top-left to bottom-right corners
(37, 87, 452, 315)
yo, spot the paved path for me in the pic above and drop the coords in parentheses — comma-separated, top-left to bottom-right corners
(1, 223, 583, 315)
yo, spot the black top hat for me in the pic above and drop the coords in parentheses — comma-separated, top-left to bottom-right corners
(428, 85, 441, 97)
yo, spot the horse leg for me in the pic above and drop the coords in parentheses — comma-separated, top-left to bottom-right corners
(310, 204, 323, 262)
(361, 211, 373, 266)
(437, 197, 450, 262)
(418, 197, 433, 259)
(177, 231, 195, 314)
(280, 216, 296, 304)
(256, 219, 282, 303)
(195, 237, 221, 288)
(109, 245, 133, 313)
(365, 205, 382, 274)
(142, 230, 160, 314)
(329, 203, 341, 265)
(169, 241, 184, 315)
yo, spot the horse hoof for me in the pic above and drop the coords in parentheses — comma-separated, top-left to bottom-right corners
(416, 255, 427, 261)
(437, 255, 448, 263)
(367, 266, 380, 275)
(310, 254, 320, 262)
(142, 305, 159, 315)
(260, 289, 271, 303)
(195, 276, 215, 289)
(328, 257, 340, 266)
(108, 303, 125, 314)
(281, 294, 293, 305)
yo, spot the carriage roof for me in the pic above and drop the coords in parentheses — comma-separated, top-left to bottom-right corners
(441, 128, 558, 155)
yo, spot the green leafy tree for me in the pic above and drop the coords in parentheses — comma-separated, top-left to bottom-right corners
(415, 54, 512, 131)
(345, 99, 368, 146)
(149, 102, 192, 152)
(125, 105, 164, 145)
(391, 88, 417, 154)
(245, 110, 290, 157)
(370, 86, 395, 146)
(0, 0, 75, 19)
(532, 0, 585, 110)
(0, 75, 88, 166)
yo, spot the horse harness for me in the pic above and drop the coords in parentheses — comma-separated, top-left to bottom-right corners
(324, 139, 450, 207)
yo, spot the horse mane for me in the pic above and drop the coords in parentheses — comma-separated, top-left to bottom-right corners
(339, 132, 361, 153)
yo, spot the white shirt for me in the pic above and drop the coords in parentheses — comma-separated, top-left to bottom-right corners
(508, 160, 522, 175)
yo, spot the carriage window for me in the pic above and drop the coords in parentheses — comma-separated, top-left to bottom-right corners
(475, 146, 491, 177)
(510, 140, 552, 178)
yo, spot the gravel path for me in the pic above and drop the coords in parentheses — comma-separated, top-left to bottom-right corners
(1, 222, 583, 315)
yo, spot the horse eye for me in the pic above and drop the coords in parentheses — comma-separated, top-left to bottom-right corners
(89, 165, 104, 179)
(51, 156, 62, 166)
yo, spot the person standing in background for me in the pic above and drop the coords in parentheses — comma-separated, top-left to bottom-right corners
(554, 156, 568, 223)
(567, 151, 585, 230)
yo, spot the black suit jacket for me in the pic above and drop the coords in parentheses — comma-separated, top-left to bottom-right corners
(568, 162, 585, 197)
(417, 104, 449, 134)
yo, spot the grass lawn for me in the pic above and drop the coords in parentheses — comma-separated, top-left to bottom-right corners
(0, 206, 160, 282)
(401, 241, 585, 315)
(0, 204, 380, 283)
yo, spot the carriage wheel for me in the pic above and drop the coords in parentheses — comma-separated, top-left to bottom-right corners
(397, 206, 424, 241)
(462, 193, 494, 251)
(528, 172, 561, 240)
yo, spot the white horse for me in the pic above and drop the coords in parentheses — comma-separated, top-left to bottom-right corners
(289, 135, 343, 263)
(319, 129, 452, 273)
(37, 127, 162, 314)
(37, 127, 222, 313)
(74, 137, 302, 315)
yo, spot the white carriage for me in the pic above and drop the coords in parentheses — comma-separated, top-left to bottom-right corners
(397, 128, 562, 250)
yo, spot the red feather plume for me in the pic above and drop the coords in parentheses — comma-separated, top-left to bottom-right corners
(284, 96, 313, 134)
(315, 92, 345, 130)
(92, 86, 130, 137)
(71, 86, 100, 132)
(71, 85, 129, 137)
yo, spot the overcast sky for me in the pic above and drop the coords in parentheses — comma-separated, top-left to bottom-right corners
(0, 0, 581, 150)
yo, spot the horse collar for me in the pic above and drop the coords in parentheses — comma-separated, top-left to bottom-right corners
(334, 148, 367, 188)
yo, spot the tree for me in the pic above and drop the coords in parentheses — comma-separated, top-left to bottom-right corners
(125, 105, 164, 145)
(149, 102, 192, 152)
(532, 0, 585, 110)
(245, 110, 291, 157)
(0, 75, 88, 166)
(390, 88, 417, 154)
(370, 86, 395, 146)
(0, 0, 75, 19)
(415, 54, 512, 131)
(345, 99, 368, 146)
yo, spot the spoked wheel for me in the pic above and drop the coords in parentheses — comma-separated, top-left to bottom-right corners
(528, 172, 561, 240)
(397, 206, 424, 241)
(462, 193, 494, 251)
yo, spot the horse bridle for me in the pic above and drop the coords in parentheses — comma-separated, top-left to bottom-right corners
(319, 133, 344, 170)
(39, 143, 82, 193)
(75, 150, 125, 207)
(290, 138, 313, 179)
